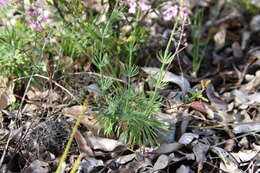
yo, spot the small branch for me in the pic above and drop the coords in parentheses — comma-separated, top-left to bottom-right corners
(67, 72, 127, 84)
(13, 74, 77, 101)
(0, 129, 12, 167)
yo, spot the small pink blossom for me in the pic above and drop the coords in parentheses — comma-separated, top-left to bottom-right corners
(179, 7, 188, 19)
(39, 16, 48, 22)
(125, 0, 149, 14)
(163, 5, 178, 21)
(28, 10, 38, 16)
(0, 0, 7, 7)
(128, 1, 137, 14)
(29, 20, 42, 31)
(27, 10, 48, 31)
(138, 1, 149, 11)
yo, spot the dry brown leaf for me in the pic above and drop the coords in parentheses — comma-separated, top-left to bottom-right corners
(250, 15, 260, 32)
(0, 76, 8, 87)
(152, 143, 183, 154)
(0, 76, 16, 110)
(84, 131, 125, 152)
(232, 41, 243, 58)
(233, 122, 260, 134)
(115, 153, 135, 164)
(179, 101, 215, 115)
(206, 84, 228, 111)
(214, 24, 227, 51)
(26, 86, 42, 100)
(240, 71, 260, 92)
(27, 86, 60, 102)
(62, 105, 98, 133)
(176, 165, 191, 173)
(193, 142, 209, 163)
(141, 67, 190, 93)
(178, 133, 199, 145)
(153, 155, 169, 171)
(22, 160, 49, 173)
(211, 147, 243, 173)
(79, 157, 104, 172)
(231, 150, 258, 163)
(74, 130, 94, 156)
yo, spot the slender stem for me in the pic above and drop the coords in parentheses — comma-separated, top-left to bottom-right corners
(163, 21, 178, 58)
(56, 102, 88, 173)
(146, 13, 187, 116)
(146, 21, 179, 116)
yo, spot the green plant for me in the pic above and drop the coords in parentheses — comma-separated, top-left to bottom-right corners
(191, 8, 204, 76)
(94, 4, 188, 147)
(96, 87, 163, 145)
(233, 0, 260, 16)
(92, 6, 161, 146)
(182, 80, 210, 103)
(0, 4, 48, 79)
(1, 0, 188, 149)
(56, 101, 88, 173)
(0, 22, 34, 78)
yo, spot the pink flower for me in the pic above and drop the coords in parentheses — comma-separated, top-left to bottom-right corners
(0, 0, 7, 7)
(163, 5, 178, 21)
(179, 7, 188, 19)
(138, 1, 149, 11)
(28, 10, 38, 16)
(27, 10, 48, 31)
(39, 16, 48, 22)
(128, 1, 137, 14)
(29, 20, 42, 31)
(125, 0, 150, 14)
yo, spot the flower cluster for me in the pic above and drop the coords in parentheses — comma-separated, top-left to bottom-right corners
(0, 0, 7, 7)
(163, 5, 188, 21)
(121, 0, 150, 14)
(27, 9, 48, 31)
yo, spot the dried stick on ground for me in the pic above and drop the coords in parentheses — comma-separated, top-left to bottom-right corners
(14, 74, 77, 102)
